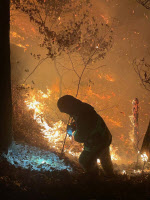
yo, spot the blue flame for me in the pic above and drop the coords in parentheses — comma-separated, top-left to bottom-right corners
(2, 141, 72, 172)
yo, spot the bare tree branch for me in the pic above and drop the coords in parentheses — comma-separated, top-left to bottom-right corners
(56, 61, 73, 71)
(86, 65, 106, 70)
(23, 57, 48, 83)
(68, 53, 79, 78)
(133, 58, 150, 91)
(75, 48, 98, 97)
(54, 57, 63, 98)
(32, 0, 44, 24)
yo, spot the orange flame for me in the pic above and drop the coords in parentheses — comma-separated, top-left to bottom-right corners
(10, 31, 25, 40)
(100, 15, 109, 24)
(87, 86, 115, 100)
(104, 116, 123, 127)
(24, 86, 120, 162)
(98, 74, 115, 82)
(105, 75, 115, 82)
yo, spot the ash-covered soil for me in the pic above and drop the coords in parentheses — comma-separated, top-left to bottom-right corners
(1, 156, 150, 200)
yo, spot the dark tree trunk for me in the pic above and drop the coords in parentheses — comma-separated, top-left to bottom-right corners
(141, 121, 150, 158)
(0, 0, 12, 153)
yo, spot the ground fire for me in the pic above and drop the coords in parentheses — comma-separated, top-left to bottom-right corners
(12, 84, 120, 162)
(1, 0, 150, 199)
(9, 0, 150, 174)
(8, 83, 149, 175)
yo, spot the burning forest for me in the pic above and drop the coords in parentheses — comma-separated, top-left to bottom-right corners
(0, 0, 150, 199)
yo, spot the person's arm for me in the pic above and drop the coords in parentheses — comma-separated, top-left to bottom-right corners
(73, 114, 91, 143)
(73, 130, 85, 143)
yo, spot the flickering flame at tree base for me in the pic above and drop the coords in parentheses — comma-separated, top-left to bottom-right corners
(141, 152, 148, 162)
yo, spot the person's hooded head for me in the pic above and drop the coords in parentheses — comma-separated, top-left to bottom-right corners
(57, 95, 84, 116)
(57, 95, 94, 116)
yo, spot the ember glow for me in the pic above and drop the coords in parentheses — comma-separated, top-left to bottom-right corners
(110, 145, 120, 161)
(100, 15, 109, 24)
(98, 74, 115, 82)
(141, 152, 148, 162)
(87, 86, 116, 101)
(105, 75, 115, 82)
(10, 31, 25, 40)
(96, 145, 120, 164)
(133, 169, 142, 174)
(121, 170, 126, 175)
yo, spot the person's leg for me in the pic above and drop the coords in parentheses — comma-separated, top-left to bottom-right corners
(79, 150, 99, 175)
(99, 146, 114, 176)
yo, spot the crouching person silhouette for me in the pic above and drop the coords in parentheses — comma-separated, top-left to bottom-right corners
(57, 95, 114, 177)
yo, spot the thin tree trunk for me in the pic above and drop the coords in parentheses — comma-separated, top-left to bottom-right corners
(141, 121, 150, 159)
(54, 58, 62, 98)
(0, 0, 12, 153)
(132, 98, 139, 151)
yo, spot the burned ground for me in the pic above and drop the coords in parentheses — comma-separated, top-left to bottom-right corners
(1, 156, 150, 200)
(3, 1, 150, 199)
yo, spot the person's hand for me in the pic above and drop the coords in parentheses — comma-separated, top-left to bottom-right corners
(67, 122, 76, 137)
(67, 124, 73, 137)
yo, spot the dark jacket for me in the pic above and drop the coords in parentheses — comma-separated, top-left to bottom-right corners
(57, 95, 112, 151)
(73, 102, 112, 151)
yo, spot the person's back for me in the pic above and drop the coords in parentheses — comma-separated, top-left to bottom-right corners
(73, 102, 111, 146)
(73, 102, 98, 143)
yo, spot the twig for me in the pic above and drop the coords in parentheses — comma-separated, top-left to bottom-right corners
(12, 57, 48, 106)
(76, 48, 98, 97)
(61, 116, 73, 155)
(56, 61, 74, 71)
(133, 58, 150, 91)
(44, 12, 48, 25)
(68, 53, 79, 78)
(61, 133, 68, 155)
(54, 58, 63, 98)
(23, 57, 48, 83)
(32, 0, 44, 24)
(86, 65, 106, 70)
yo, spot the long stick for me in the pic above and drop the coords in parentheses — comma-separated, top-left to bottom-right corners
(61, 132, 68, 154)
(61, 116, 72, 154)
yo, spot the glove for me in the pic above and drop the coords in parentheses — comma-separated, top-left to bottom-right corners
(67, 122, 76, 137)
(67, 124, 73, 137)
